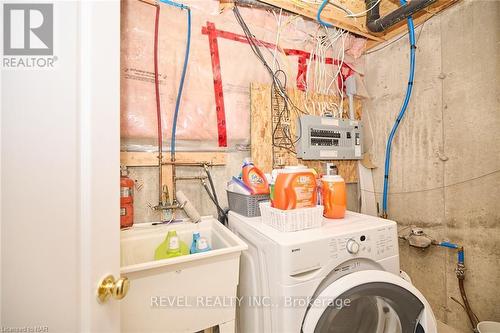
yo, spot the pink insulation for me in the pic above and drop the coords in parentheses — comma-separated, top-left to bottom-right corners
(121, 0, 366, 150)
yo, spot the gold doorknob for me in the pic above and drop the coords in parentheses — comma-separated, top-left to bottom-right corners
(97, 274, 130, 303)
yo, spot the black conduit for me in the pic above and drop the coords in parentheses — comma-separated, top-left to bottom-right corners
(365, 0, 437, 33)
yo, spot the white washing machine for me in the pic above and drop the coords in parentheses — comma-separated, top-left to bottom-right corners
(228, 210, 437, 333)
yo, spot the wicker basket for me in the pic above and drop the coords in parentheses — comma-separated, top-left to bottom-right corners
(227, 190, 270, 217)
(259, 202, 323, 232)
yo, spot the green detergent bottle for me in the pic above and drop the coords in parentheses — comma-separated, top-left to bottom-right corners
(155, 230, 189, 260)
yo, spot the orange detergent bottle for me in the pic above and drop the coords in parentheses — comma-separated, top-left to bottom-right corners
(273, 167, 317, 210)
(322, 175, 346, 219)
(242, 159, 269, 195)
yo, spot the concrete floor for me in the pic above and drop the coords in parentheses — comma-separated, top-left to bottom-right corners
(364, 0, 500, 331)
(438, 321, 464, 333)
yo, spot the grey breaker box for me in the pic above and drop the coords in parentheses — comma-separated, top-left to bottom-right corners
(296, 115, 363, 160)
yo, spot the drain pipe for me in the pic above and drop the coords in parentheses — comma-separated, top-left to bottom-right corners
(364, 0, 437, 33)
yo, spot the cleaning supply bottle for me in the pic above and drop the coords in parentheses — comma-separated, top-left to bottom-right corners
(120, 166, 134, 229)
(273, 166, 317, 210)
(321, 175, 346, 219)
(241, 158, 269, 195)
(190, 232, 211, 254)
(155, 230, 189, 260)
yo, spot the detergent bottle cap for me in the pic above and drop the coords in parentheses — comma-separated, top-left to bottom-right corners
(322, 175, 344, 182)
(120, 165, 129, 177)
(242, 157, 254, 167)
(167, 233, 180, 251)
(192, 232, 200, 240)
(284, 165, 307, 170)
(197, 238, 209, 251)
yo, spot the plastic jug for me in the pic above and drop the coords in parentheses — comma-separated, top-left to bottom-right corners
(155, 230, 189, 260)
(241, 158, 269, 195)
(190, 232, 211, 254)
(322, 175, 346, 219)
(477, 321, 500, 333)
(273, 167, 317, 210)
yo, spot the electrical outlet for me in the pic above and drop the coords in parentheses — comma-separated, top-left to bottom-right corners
(325, 163, 337, 176)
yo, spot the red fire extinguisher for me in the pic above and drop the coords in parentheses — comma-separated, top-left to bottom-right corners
(120, 167, 134, 229)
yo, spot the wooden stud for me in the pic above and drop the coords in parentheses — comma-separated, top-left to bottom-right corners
(120, 151, 227, 167)
(121, 151, 227, 203)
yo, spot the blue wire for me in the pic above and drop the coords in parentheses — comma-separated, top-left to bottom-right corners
(158, 0, 191, 158)
(381, 1, 416, 216)
(317, 0, 334, 28)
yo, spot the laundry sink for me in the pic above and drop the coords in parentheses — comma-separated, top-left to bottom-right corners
(120, 217, 247, 333)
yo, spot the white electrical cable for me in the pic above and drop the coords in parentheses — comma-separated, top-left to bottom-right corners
(300, 19, 349, 118)
(305, 24, 344, 100)
(296, 0, 355, 16)
(346, 0, 382, 17)
(324, 27, 345, 110)
(271, 8, 283, 72)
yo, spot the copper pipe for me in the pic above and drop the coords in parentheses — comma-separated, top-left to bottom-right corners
(137, 0, 157, 6)
(171, 154, 177, 204)
(153, 3, 163, 206)
(175, 176, 208, 181)
(162, 161, 216, 166)
(139, 0, 163, 207)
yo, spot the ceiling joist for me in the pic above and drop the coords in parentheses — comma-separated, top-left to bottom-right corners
(256, 0, 460, 49)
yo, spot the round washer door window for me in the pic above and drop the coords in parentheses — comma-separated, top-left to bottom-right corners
(302, 270, 435, 333)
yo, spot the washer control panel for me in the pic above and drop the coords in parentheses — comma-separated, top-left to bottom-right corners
(326, 225, 397, 261)
(283, 222, 397, 276)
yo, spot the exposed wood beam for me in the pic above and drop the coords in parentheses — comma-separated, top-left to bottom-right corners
(256, 0, 459, 49)
(120, 151, 227, 167)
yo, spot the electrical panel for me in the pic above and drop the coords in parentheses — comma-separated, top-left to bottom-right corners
(296, 115, 363, 160)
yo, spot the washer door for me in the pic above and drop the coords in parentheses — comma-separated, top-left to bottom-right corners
(302, 270, 437, 333)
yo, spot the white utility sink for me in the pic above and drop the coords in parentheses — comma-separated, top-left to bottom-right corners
(120, 217, 247, 333)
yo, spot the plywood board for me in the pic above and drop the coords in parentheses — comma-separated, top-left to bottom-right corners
(250, 82, 361, 183)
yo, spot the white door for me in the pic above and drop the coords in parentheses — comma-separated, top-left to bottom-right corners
(1, 1, 121, 332)
(302, 270, 438, 333)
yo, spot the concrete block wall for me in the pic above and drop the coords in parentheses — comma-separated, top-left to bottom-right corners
(364, 1, 500, 331)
